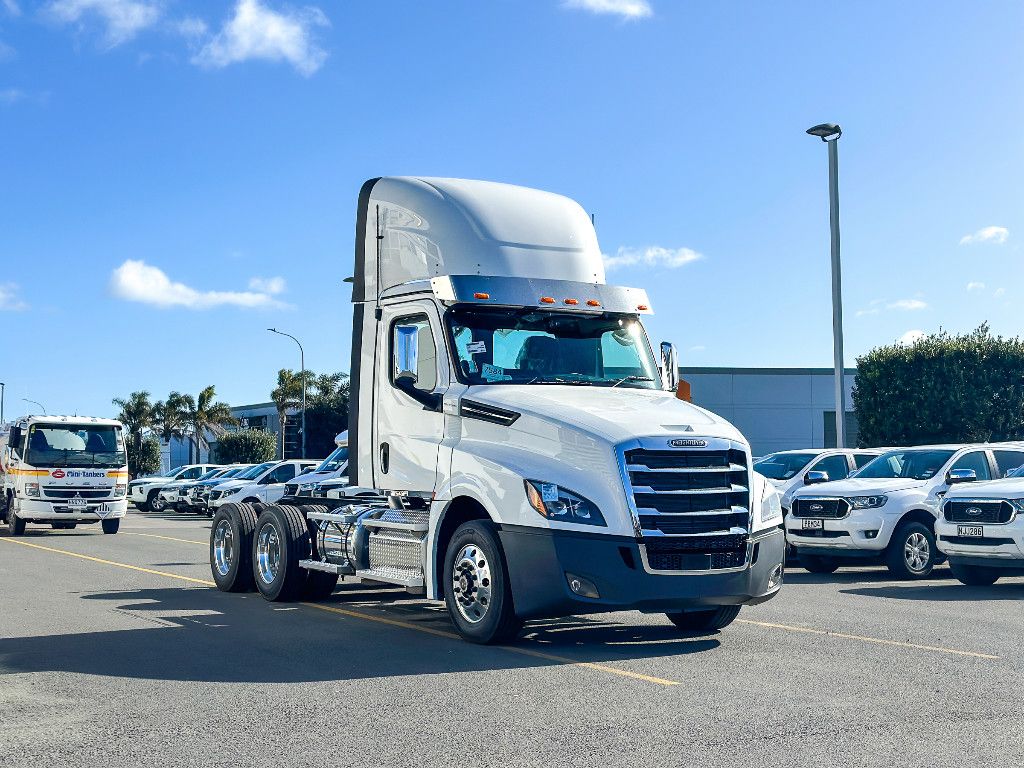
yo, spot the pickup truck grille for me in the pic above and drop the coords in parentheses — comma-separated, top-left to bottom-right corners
(943, 500, 1013, 524)
(43, 487, 111, 499)
(622, 443, 751, 572)
(791, 497, 850, 519)
(284, 483, 299, 497)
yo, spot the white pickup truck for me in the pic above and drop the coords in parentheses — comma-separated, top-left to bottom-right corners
(209, 459, 319, 508)
(129, 463, 221, 512)
(786, 443, 1024, 578)
(936, 463, 1024, 585)
(754, 448, 882, 511)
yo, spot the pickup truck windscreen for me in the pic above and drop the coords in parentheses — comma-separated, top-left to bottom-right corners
(855, 449, 956, 480)
(447, 307, 659, 388)
(754, 452, 820, 480)
(25, 424, 126, 468)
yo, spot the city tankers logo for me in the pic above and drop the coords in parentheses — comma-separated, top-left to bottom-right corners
(51, 469, 66, 479)
(669, 438, 707, 448)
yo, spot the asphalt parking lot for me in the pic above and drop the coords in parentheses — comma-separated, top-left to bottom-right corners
(1, 509, 1022, 768)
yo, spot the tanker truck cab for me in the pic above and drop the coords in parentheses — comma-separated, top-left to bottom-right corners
(2, 415, 129, 535)
(210, 177, 785, 644)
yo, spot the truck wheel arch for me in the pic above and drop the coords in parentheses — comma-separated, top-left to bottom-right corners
(896, 508, 937, 533)
(432, 496, 497, 599)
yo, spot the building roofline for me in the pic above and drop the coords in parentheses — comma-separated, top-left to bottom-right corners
(680, 366, 857, 376)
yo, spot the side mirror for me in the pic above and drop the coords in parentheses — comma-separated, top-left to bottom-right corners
(946, 468, 977, 485)
(660, 341, 679, 391)
(394, 324, 420, 383)
(804, 470, 829, 485)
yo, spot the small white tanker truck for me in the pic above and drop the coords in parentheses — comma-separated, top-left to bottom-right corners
(209, 177, 785, 643)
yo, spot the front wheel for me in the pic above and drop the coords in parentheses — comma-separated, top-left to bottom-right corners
(666, 605, 741, 632)
(101, 518, 120, 534)
(7, 495, 26, 536)
(148, 491, 165, 513)
(949, 562, 1000, 586)
(885, 521, 936, 579)
(442, 521, 522, 644)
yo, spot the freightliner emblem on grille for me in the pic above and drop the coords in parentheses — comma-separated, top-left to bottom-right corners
(669, 438, 707, 448)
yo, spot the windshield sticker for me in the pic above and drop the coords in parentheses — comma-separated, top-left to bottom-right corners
(481, 363, 512, 381)
(466, 340, 487, 355)
(466, 360, 479, 373)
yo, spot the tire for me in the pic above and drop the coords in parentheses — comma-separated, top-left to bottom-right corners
(251, 505, 310, 601)
(665, 605, 741, 632)
(949, 562, 1001, 586)
(299, 505, 339, 599)
(885, 521, 936, 579)
(101, 518, 120, 534)
(147, 490, 165, 513)
(137, 500, 151, 512)
(209, 503, 259, 592)
(7, 498, 26, 536)
(442, 520, 522, 644)
(798, 553, 840, 574)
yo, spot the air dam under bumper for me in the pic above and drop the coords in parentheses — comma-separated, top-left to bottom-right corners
(15, 499, 128, 521)
(497, 525, 784, 619)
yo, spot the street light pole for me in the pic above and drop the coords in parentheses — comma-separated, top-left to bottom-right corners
(22, 398, 46, 416)
(807, 122, 846, 449)
(268, 328, 306, 459)
(0, 382, 5, 425)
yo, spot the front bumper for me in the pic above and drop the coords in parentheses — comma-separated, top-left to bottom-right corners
(786, 508, 896, 553)
(15, 498, 128, 521)
(935, 519, 1024, 563)
(497, 525, 784, 619)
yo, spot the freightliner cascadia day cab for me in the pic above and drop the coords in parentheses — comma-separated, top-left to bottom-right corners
(209, 177, 785, 643)
(1, 415, 129, 535)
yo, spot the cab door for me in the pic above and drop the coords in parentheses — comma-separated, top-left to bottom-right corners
(372, 301, 447, 492)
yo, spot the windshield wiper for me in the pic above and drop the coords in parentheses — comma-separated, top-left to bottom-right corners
(610, 375, 656, 388)
(525, 376, 595, 386)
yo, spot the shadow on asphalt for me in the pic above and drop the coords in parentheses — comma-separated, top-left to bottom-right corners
(783, 566, 952, 586)
(0, 584, 720, 683)
(841, 582, 1024, 602)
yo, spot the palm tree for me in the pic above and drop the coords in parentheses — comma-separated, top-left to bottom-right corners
(153, 392, 190, 467)
(186, 385, 236, 463)
(112, 391, 155, 460)
(270, 368, 306, 459)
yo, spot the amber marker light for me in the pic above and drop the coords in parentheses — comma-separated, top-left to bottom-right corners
(473, 292, 490, 300)
(564, 298, 579, 305)
(540, 296, 555, 304)
(637, 304, 649, 311)
(586, 300, 601, 307)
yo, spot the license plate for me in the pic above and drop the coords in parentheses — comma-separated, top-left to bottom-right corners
(801, 518, 824, 530)
(67, 498, 88, 509)
(957, 525, 984, 538)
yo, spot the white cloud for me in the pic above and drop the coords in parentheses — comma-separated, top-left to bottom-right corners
(960, 225, 1008, 246)
(110, 260, 289, 310)
(248, 275, 286, 294)
(898, 330, 926, 345)
(176, 16, 208, 39)
(0, 282, 27, 311)
(193, 0, 329, 77)
(688, 345, 705, 353)
(966, 281, 985, 292)
(46, 0, 162, 46)
(855, 308, 879, 317)
(603, 245, 703, 271)
(2, 0, 20, 16)
(994, 287, 1006, 298)
(564, 0, 653, 19)
(0, 87, 24, 104)
(887, 298, 927, 311)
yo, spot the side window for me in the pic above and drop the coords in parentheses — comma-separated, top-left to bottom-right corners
(810, 454, 850, 481)
(853, 453, 876, 469)
(949, 451, 991, 481)
(993, 450, 1024, 478)
(392, 314, 437, 392)
(271, 464, 296, 483)
(182, 468, 201, 480)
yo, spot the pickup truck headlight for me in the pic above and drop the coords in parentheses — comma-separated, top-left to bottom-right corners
(524, 480, 606, 526)
(25, 482, 40, 497)
(848, 495, 887, 509)
(114, 484, 127, 496)
(761, 490, 782, 523)
(299, 483, 315, 491)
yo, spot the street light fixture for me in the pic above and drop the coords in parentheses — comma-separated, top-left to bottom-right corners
(806, 121, 847, 448)
(22, 398, 46, 415)
(267, 328, 306, 459)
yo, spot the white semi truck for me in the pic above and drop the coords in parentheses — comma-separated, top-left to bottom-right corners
(209, 177, 785, 643)
(1, 415, 129, 535)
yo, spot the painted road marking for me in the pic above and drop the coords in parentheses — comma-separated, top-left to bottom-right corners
(737, 619, 1000, 660)
(0, 537, 679, 687)
(123, 531, 208, 546)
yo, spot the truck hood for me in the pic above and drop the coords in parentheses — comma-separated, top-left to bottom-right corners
(945, 477, 1024, 499)
(794, 477, 927, 497)
(465, 385, 745, 445)
(213, 479, 249, 493)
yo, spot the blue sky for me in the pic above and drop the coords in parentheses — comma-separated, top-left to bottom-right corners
(1, 0, 1022, 420)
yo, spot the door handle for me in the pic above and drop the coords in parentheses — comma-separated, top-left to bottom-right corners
(380, 442, 390, 474)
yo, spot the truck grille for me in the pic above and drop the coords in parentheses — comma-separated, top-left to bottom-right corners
(791, 498, 850, 519)
(943, 500, 1013, 524)
(43, 487, 111, 499)
(284, 483, 299, 497)
(622, 443, 751, 572)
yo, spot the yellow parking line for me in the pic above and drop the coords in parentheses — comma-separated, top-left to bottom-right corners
(737, 619, 1000, 660)
(0, 537, 216, 586)
(0, 536, 678, 686)
(123, 531, 208, 546)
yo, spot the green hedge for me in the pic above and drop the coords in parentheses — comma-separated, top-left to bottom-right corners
(127, 435, 162, 479)
(853, 324, 1024, 446)
(214, 429, 277, 464)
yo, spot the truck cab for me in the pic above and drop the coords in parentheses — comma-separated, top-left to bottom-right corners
(786, 442, 1024, 578)
(2, 415, 129, 535)
(209, 177, 785, 643)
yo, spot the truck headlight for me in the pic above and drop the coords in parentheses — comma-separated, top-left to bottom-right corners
(761, 490, 782, 523)
(299, 483, 315, 491)
(1008, 499, 1024, 512)
(115, 484, 127, 496)
(524, 480, 606, 526)
(848, 495, 887, 509)
(26, 482, 40, 497)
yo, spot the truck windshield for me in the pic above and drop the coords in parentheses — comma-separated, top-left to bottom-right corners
(447, 307, 660, 388)
(855, 449, 956, 480)
(315, 446, 349, 473)
(25, 424, 126, 469)
(754, 452, 820, 480)
(237, 461, 276, 480)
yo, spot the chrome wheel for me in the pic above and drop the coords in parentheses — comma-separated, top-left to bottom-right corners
(150, 497, 165, 512)
(451, 543, 492, 624)
(212, 518, 234, 577)
(256, 522, 281, 586)
(904, 531, 930, 573)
